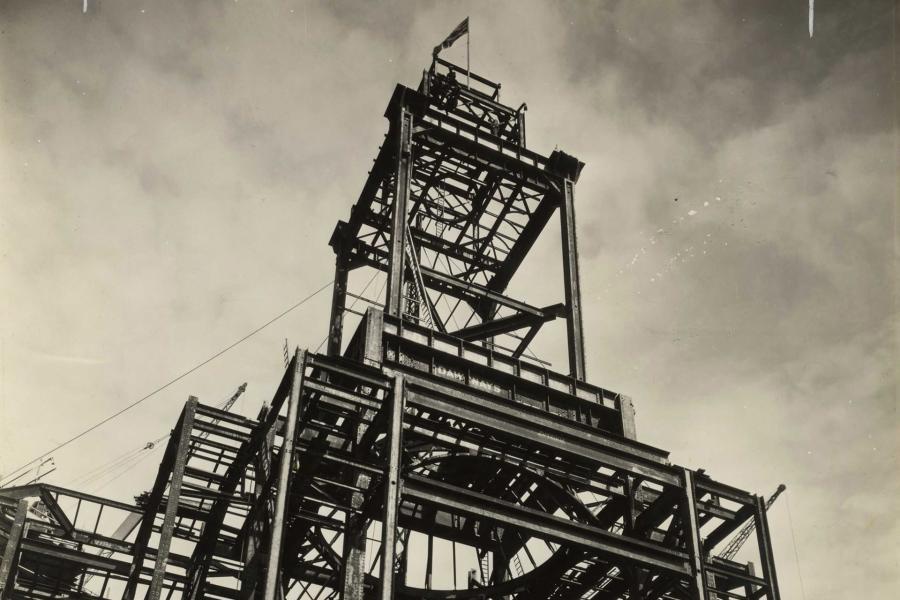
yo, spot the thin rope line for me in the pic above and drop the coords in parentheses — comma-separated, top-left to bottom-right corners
(65, 389, 242, 488)
(84, 451, 149, 491)
(784, 490, 808, 599)
(66, 447, 145, 487)
(91, 447, 161, 493)
(0, 280, 333, 485)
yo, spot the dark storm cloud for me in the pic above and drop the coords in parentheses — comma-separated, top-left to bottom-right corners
(554, 0, 892, 138)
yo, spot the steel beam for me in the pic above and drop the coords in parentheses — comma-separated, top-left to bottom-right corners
(333, 395, 388, 600)
(0, 484, 139, 515)
(559, 177, 586, 380)
(416, 108, 553, 190)
(340, 415, 375, 599)
(512, 323, 541, 358)
(403, 382, 678, 485)
(146, 397, 198, 600)
(19, 538, 131, 573)
(482, 192, 557, 300)
(403, 475, 690, 576)
(38, 489, 73, 536)
(385, 106, 414, 316)
(450, 303, 565, 341)
(122, 404, 191, 600)
(703, 504, 755, 553)
(620, 395, 637, 440)
(262, 350, 306, 600)
(24, 520, 134, 555)
(335, 237, 558, 323)
(0, 499, 28, 599)
(363, 306, 384, 367)
(753, 493, 781, 600)
(380, 374, 406, 599)
(419, 265, 545, 317)
(359, 210, 503, 275)
(682, 469, 710, 600)
(328, 240, 350, 357)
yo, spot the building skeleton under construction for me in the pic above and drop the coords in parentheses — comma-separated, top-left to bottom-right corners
(0, 55, 781, 600)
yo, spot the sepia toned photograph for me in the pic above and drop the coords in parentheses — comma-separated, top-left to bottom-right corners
(0, 2, 896, 599)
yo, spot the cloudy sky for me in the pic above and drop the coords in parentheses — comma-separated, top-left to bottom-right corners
(0, 0, 895, 597)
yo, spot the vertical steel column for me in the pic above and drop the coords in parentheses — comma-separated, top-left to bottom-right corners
(385, 107, 414, 317)
(341, 367, 383, 600)
(123, 404, 191, 600)
(328, 250, 349, 357)
(743, 562, 757, 599)
(363, 307, 385, 367)
(340, 494, 368, 600)
(754, 494, 782, 600)
(559, 177, 587, 380)
(146, 397, 198, 600)
(0, 499, 29, 599)
(623, 476, 644, 598)
(517, 107, 527, 147)
(682, 469, 710, 600)
(262, 349, 306, 600)
(379, 374, 406, 600)
(425, 533, 434, 589)
(620, 395, 637, 440)
(240, 405, 273, 598)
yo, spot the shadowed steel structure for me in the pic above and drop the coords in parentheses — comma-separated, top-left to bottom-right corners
(0, 56, 781, 600)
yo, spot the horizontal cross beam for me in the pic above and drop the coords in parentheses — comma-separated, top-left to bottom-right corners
(403, 475, 690, 576)
(451, 303, 565, 341)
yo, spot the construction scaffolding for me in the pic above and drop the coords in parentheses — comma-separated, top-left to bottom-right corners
(1, 56, 781, 600)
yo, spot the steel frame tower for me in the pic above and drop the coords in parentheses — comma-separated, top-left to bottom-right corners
(0, 57, 781, 600)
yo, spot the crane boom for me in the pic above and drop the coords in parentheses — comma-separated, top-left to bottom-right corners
(718, 484, 785, 560)
(222, 382, 248, 412)
(196, 382, 247, 440)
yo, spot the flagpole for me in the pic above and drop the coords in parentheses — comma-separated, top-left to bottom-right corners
(466, 24, 470, 89)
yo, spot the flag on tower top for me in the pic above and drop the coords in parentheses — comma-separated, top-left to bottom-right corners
(433, 18, 469, 57)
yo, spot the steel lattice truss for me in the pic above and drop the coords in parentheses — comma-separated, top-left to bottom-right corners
(0, 341, 780, 600)
(328, 60, 581, 365)
(1, 57, 781, 600)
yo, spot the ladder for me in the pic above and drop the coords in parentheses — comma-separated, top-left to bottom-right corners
(479, 551, 490, 586)
(512, 553, 525, 578)
(403, 224, 436, 329)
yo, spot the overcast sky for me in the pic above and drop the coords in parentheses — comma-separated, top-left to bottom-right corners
(0, 1, 896, 598)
